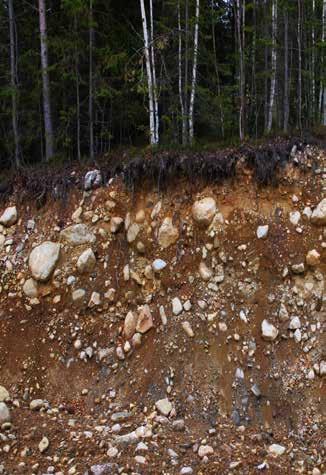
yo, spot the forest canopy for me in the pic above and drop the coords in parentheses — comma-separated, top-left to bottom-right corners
(0, 0, 326, 168)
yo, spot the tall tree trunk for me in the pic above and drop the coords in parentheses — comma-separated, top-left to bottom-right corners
(140, 0, 157, 145)
(266, 0, 277, 133)
(322, 0, 326, 124)
(297, 0, 302, 133)
(74, 14, 81, 162)
(211, 1, 224, 138)
(38, 0, 54, 161)
(311, 0, 316, 123)
(188, 0, 200, 144)
(89, 0, 94, 160)
(149, 0, 159, 143)
(178, 1, 187, 145)
(236, 0, 245, 141)
(283, 8, 289, 133)
(8, 0, 20, 168)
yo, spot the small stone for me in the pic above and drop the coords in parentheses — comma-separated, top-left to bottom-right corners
(289, 316, 301, 330)
(22, 278, 38, 298)
(29, 241, 60, 282)
(278, 303, 289, 321)
(199, 261, 213, 281)
(60, 224, 96, 246)
(158, 217, 179, 248)
(261, 320, 278, 341)
(172, 297, 183, 316)
(289, 211, 301, 226)
(0, 403, 10, 424)
(110, 217, 123, 233)
(180, 468, 193, 475)
(152, 259, 167, 272)
(30, 399, 45, 411)
(88, 291, 100, 307)
(107, 447, 118, 458)
(306, 249, 320, 266)
(84, 169, 102, 190)
(0, 386, 9, 402)
(136, 305, 153, 334)
(124, 311, 138, 339)
(38, 436, 49, 453)
(135, 455, 146, 464)
(172, 419, 185, 431)
(198, 445, 214, 458)
(127, 223, 140, 243)
(268, 444, 286, 456)
(181, 321, 194, 338)
(291, 263, 305, 274)
(256, 225, 269, 239)
(77, 248, 96, 273)
(72, 288, 86, 302)
(311, 198, 326, 225)
(192, 198, 216, 226)
(155, 398, 172, 416)
(0, 206, 18, 227)
(320, 361, 326, 376)
(251, 384, 261, 397)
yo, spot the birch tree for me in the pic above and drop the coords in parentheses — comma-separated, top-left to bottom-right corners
(266, 0, 277, 133)
(235, 0, 245, 141)
(8, 0, 20, 167)
(321, 0, 326, 125)
(188, 0, 199, 144)
(89, 0, 94, 160)
(38, 0, 54, 161)
(283, 7, 289, 132)
(140, 0, 159, 145)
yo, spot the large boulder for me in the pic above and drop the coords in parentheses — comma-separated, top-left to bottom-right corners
(60, 224, 96, 246)
(0, 206, 17, 227)
(192, 198, 216, 226)
(311, 198, 326, 225)
(29, 241, 60, 282)
(158, 217, 179, 248)
(77, 248, 96, 273)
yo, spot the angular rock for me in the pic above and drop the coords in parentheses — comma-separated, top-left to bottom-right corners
(192, 197, 216, 226)
(29, 241, 60, 282)
(158, 217, 179, 248)
(136, 305, 153, 334)
(88, 291, 100, 307)
(198, 445, 214, 458)
(291, 263, 305, 274)
(0, 206, 17, 227)
(60, 224, 96, 246)
(261, 319, 278, 341)
(155, 398, 172, 416)
(77, 248, 96, 273)
(289, 211, 301, 226)
(289, 316, 301, 330)
(124, 311, 138, 339)
(84, 169, 102, 191)
(311, 198, 326, 225)
(152, 259, 167, 272)
(72, 288, 86, 302)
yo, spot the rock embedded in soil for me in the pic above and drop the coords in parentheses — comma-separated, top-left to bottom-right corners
(124, 311, 138, 339)
(158, 217, 179, 248)
(22, 278, 38, 298)
(38, 436, 49, 453)
(28, 241, 60, 282)
(110, 217, 123, 233)
(182, 321, 194, 337)
(268, 444, 286, 456)
(77, 248, 96, 273)
(172, 297, 183, 316)
(306, 249, 320, 266)
(72, 288, 86, 301)
(198, 445, 214, 457)
(136, 305, 153, 334)
(192, 197, 217, 226)
(256, 225, 269, 239)
(152, 258, 167, 272)
(155, 398, 173, 416)
(0, 206, 17, 227)
(0, 387, 9, 403)
(0, 402, 10, 424)
(261, 319, 278, 341)
(127, 223, 140, 243)
(199, 261, 213, 281)
(311, 198, 326, 225)
(60, 224, 96, 246)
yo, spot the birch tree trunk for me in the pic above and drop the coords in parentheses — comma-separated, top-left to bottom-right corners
(312, 0, 316, 122)
(140, 0, 157, 145)
(283, 8, 289, 133)
(266, 0, 277, 134)
(38, 0, 54, 162)
(89, 0, 94, 160)
(322, 0, 326, 125)
(149, 0, 159, 143)
(188, 0, 200, 144)
(211, 1, 224, 138)
(184, 0, 189, 145)
(8, 0, 20, 168)
(178, 1, 187, 145)
(74, 14, 81, 162)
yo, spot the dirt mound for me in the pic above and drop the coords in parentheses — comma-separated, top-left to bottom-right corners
(0, 145, 325, 474)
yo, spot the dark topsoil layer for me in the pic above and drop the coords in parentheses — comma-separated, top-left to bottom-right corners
(0, 136, 324, 207)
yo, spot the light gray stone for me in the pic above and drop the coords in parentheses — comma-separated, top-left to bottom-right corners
(29, 242, 60, 282)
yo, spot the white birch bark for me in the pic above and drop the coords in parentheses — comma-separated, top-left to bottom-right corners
(149, 0, 159, 143)
(178, 1, 186, 144)
(312, 0, 316, 121)
(297, 0, 302, 131)
(189, 0, 200, 144)
(140, 0, 157, 145)
(283, 8, 289, 132)
(266, 0, 277, 133)
(8, 0, 20, 167)
(236, 0, 245, 141)
(38, 0, 54, 161)
(322, 0, 326, 124)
